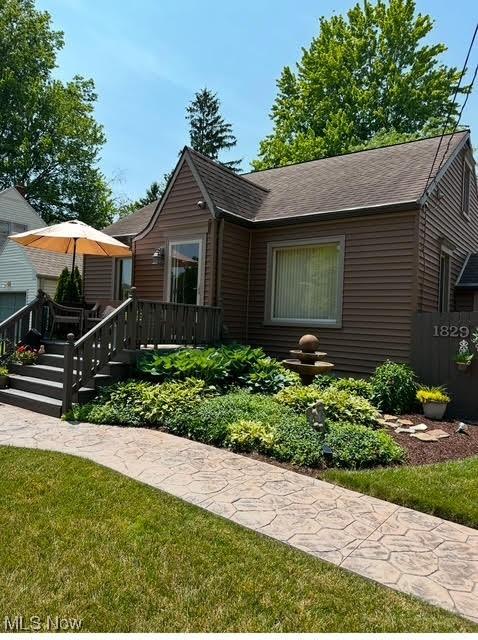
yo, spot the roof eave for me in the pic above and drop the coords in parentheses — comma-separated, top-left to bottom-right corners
(216, 200, 419, 228)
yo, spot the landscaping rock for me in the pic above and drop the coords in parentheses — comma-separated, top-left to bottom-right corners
(397, 419, 414, 426)
(410, 423, 428, 432)
(429, 429, 451, 439)
(395, 427, 415, 434)
(383, 414, 398, 421)
(411, 429, 450, 442)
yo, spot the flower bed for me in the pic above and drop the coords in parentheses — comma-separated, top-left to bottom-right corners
(67, 346, 411, 471)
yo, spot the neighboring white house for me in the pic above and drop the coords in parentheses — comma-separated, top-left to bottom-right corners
(0, 187, 81, 321)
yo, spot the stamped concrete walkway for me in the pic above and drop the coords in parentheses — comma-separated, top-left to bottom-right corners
(0, 404, 477, 623)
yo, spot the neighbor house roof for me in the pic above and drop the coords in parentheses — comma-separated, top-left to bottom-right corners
(102, 200, 159, 237)
(24, 246, 83, 278)
(456, 253, 478, 289)
(186, 131, 470, 224)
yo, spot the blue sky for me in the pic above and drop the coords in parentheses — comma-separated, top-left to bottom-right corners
(37, 0, 478, 203)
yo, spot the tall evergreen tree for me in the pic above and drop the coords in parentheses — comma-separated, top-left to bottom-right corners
(0, 0, 114, 227)
(186, 88, 241, 171)
(253, 0, 467, 170)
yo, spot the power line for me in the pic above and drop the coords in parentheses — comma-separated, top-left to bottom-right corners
(423, 22, 478, 195)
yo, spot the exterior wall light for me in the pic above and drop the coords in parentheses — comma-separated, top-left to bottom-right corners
(152, 247, 165, 265)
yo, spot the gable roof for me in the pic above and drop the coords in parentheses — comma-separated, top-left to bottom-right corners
(132, 131, 473, 238)
(242, 131, 469, 222)
(102, 200, 159, 237)
(186, 148, 267, 221)
(24, 246, 83, 278)
(456, 252, 478, 289)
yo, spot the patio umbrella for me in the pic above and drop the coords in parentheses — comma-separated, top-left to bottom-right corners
(8, 219, 131, 274)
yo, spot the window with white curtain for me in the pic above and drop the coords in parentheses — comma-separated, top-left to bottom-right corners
(267, 237, 344, 326)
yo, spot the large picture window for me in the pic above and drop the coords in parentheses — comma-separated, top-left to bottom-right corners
(266, 236, 344, 327)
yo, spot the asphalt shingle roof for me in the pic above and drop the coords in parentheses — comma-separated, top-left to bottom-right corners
(188, 149, 267, 221)
(102, 200, 159, 237)
(107, 132, 471, 236)
(25, 247, 83, 278)
(242, 132, 469, 221)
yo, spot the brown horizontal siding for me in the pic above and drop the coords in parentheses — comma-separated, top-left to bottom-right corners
(219, 221, 251, 342)
(133, 161, 215, 303)
(246, 211, 417, 374)
(418, 145, 478, 312)
(83, 256, 113, 302)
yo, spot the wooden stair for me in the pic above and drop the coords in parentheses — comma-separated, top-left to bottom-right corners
(0, 340, 130, 418)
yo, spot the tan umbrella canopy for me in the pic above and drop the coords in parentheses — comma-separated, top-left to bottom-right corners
(9, 219, 131, 273)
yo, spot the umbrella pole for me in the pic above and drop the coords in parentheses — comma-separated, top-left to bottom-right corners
(71, 238, 77, 275)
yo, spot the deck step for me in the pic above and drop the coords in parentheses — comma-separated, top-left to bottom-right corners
(8, 374, 64, 399)
(9, 363, 65, 383)
(0, 387, 62, 417)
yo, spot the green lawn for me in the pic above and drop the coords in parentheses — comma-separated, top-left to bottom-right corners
(0, 447, 475, 632)
(324, 456, 478, 529)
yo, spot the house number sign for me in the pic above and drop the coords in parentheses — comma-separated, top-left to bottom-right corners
(432, 325, 472, 338)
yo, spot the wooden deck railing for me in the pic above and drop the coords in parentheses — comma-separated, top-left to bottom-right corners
(135, 298, 223, 348)
(63, 295, 134, 413)
(0, 290, 47, 358)
(61, 288, 224, 412)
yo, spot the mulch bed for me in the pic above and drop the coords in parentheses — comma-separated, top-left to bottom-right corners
(385, 414, 478, 466)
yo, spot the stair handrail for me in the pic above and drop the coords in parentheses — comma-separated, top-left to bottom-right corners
(62, 290, 136, 413)
(0, 289, 47, 358)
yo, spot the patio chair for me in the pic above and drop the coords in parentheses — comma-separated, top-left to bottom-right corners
(84, 300, 121, 332)
(47, 299, 85, 339)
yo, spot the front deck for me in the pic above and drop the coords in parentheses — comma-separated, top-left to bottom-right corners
(0, 288, 224, 415)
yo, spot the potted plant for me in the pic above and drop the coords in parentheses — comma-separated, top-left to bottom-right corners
(416, 386, 451, 420)
(0, 365, 8, 388)
(455, 340, 474, 371)
(12, 345, 40, 365)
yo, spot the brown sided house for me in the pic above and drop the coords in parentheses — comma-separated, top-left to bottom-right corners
(84, 131, 478, 374)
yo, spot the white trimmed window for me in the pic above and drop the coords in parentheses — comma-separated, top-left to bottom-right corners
(266, 236, 345, 327)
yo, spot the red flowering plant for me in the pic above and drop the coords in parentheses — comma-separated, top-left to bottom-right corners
(12, 344, 44, 365)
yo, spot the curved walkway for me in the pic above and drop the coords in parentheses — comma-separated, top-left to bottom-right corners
(0, 403, 477, 623)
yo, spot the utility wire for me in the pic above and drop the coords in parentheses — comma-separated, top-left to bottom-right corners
(419, 22, 478, 311)
(423, 22, 478, 195)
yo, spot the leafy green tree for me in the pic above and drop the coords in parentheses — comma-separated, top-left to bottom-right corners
(116, 178, 168, 219)
(0, 0, 113, 227)
(253, 0, 466, 170)
(186, 88, 241, 171)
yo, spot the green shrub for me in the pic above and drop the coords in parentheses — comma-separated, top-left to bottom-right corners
(138, 345, 266, 388)
(54, 266, 82, 305)
(371, 361, 417, 414)
(331, 377, 373, 400)
(67, 378, 208, 426)
(226, 419, 276, 453)
(274, 386, 322, 412)
(272, 418, 324, 467)
(241, 357, 299, 394)
(0, 365, 8, 376)
(166, 391, 324, 467)
(312, 374, 337, 390)
(275, 386, 379, 427)
(326, 423, 405, 469)
(166, 391, 290, 445)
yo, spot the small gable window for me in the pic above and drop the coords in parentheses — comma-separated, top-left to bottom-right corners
(462, 158, 472, 217)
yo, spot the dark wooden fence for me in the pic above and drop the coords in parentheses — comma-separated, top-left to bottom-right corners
(411, 312, 478, 418)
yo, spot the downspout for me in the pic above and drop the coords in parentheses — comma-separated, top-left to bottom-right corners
(214, 217, 224, 308)
(245, 229, 252, 344)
